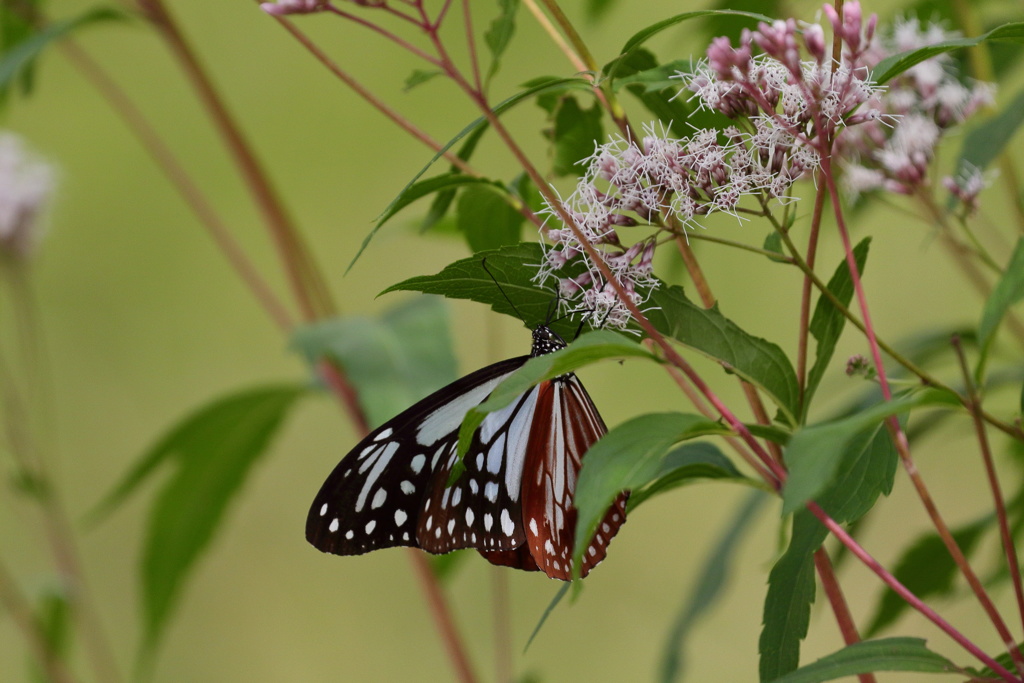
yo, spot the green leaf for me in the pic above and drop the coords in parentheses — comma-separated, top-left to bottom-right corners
(28, 583, 73, 682)
(782, 391, 954, 515)
(978, 237, 1024, 367)
(572, 413, 732, 571)
(872, 21, 1024, 84)
(864, 518, 988, 637)
(701, 0, 782, 43)
(456, 184, 524, 252)
(524, 582, 572, 653)
(460, 331, 657, 464)
(646, 285, 801, 426)
(348, 77, 591, 271)
(88, 385, 306, 657)
(0, 6, 127, 99)
(804, 239, 871, 413)
(957, 87, 1024, 173)
(762, 232, 785, 262)
(627, 441, 749, 511)
(603, 10, 772, 81)
(761, 422, 899, 680)
(421, 125, 491, 232)
(659, 492, 766, 683)
(383, 242, 579, 337)
(551, 96, 604, 177)
(484, 0, 520, 82)
(291, 297, 457, 428)
(403, 68, 442, 91)
(614, 50, 699, 138)
(583, 0, 616, 21)
(377, 173, 495, 232)
(767, 638, 960, 683)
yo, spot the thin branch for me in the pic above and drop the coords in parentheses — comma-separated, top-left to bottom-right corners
(813, 548, 876, 683)
(953, 336, 1024, 641)
(807, 501, 1019, 683)
(60, 40, 295, 332)
(139, 0, 335, 321)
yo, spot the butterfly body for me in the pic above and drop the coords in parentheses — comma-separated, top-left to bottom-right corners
(307, 325, 627, 580)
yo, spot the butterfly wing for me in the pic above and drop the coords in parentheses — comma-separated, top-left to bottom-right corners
(518, 374, 628, 580)
(306, 357, 527, 555)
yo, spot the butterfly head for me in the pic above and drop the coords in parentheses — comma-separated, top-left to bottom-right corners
(531, 325, 566, 358)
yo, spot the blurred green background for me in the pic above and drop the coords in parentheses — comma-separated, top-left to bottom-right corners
(2, 0, 1022, 681)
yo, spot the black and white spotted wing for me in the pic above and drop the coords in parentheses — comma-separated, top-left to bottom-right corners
(306, 356, 526, 555)
(306, 325, 628, 580)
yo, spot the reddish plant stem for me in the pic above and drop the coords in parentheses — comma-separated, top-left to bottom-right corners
(820, 156, 1024, 675)
(813, 549, 876, 683)
(460, 0, 484, 93)
(139, 0, 335, 321)
(796, 181, 828, 415)
(953, 337, 1024, 640)
(60, 40, 295, 332)
(408, 552, 480, 683)
(325, 5, 441, 66)
(268, 9, 547, 232)
(806, 501, 1018, 682)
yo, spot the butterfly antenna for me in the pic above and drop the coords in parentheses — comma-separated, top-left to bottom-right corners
(481, 258, 527, 325)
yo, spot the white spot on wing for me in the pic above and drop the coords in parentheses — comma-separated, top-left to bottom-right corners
(345, 530, 354, 540)
(500, 509, 515, 536)
(319, 503, 328, 517)
(365, 520, 376, 534)
(465, 509, 475, 526)
(484, 513, 493, 531)
(410, 454, 427, 474)
(355, 441, 399, 512)
(400, 480, 415, 495)
(374, 427, 393, 441)
(371, 489, 387, 510)
(484, 482, 499, 502)
(486, 432, 506, 474)
(529, 518, 538, 535)
(395, 509, 407, 526)
(329, 518, 339, 533)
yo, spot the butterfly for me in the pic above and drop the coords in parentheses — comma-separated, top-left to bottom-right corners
(306, 323, 628, 580)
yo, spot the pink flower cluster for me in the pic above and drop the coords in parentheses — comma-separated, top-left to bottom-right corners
(683, 3, 883, 144)
(260, 0, 327, 16)
(837, 16, 995, 198)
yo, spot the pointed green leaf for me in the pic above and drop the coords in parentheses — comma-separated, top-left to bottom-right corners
(484, 0, 520, 81)
(603, 10, 772, 81)
(872, 21, 1024, 84)
(864, 518, 988, 637)
(102, 385, 308, 656)
(524, 583, 571, 653)
(550, 96, 604, 176)
(660, 492, 766, 683)
(571, 413, 731, 573)
(761, 422, 899, 680)
(805, 239, 871, 412)
(978, 237, 1024, 366)
(382, 242, 583, 337)
(0, 6, 127, 98)
(647, 285, 801, 426)
(376, 173, 495, 232)
(421, 125, 491, 232)
(767, 638, 960, 683)
(456, 184, 523, 252)
(957, 88, 1024, 173)
(782, 390, 956, 515)
(403, 68, 442, 91)
(348, 78, 591, 270)
(291, 297, 457, 428)
(627, 441, 749, 511)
